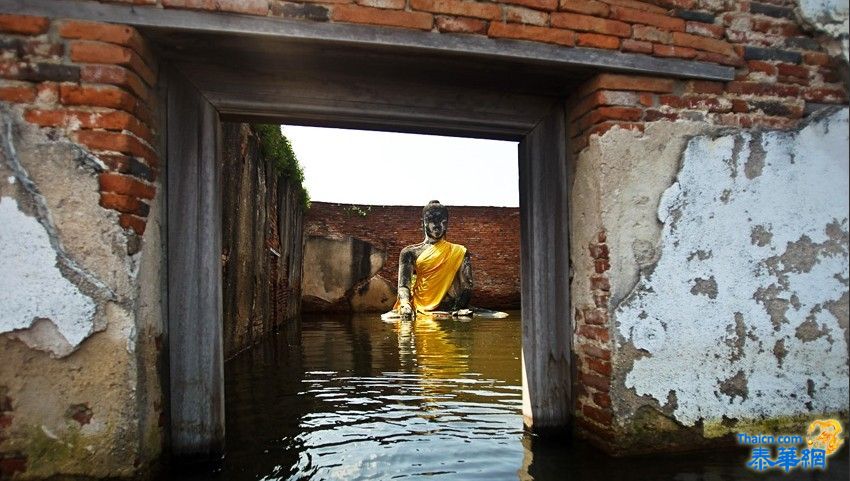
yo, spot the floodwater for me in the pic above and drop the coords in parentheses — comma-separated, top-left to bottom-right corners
(166, 312, 848, 481)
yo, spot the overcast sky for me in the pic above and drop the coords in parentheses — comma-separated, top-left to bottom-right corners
(282, 126, 519, 207)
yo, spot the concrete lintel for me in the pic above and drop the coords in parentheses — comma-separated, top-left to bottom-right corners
(3, 0, 734, 81)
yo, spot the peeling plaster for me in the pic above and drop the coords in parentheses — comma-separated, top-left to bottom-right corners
(798, 0, 850, 62)
(616, 109, 850, 427)
(0, 108, 113, 357)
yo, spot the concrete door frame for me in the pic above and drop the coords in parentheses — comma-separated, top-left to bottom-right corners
(4, 0, 734, 460)
(165, 64, 573, 459)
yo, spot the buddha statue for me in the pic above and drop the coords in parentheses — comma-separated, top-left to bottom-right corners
(383, 200, 506, 321)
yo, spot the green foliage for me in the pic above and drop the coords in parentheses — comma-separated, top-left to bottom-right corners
(253, 124, 310, 209)
(345, 204, 371, 217)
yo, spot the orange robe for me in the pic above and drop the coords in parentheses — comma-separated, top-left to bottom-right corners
(395, 239, 467, 313)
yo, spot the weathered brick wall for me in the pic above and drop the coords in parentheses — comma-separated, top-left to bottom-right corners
(221, 123, 304, 359)
(304, 202, 521, 310)
(0, 14, 159, 236)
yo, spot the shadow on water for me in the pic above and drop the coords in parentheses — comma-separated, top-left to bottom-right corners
(160, 312, 848, 481)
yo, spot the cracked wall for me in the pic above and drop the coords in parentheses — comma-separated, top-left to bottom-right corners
(0, 106, 164, 477)
(601, 108, 849, 452)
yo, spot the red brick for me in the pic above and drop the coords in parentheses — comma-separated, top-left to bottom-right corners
(638, 92, 655, 106)
(660, 95, 729, 112)
(594, 258, 611, 273)
(100, 192, 149, 216)
(695, 50, 743, 67)
(621, 38, 653, 53)
(580, 371, 610, 392)
(0, 455, 27, 478)
(731, 99, 749, 113)
(70, 41, 156, 87)
(577, 73, 676, 98)
(24, 109, 152, 142)
(558, 0, 609, 16)
(332, 5, 434, 29)
(593, 290, 611, 309)
(582, 404, 613, 425)
(802, 51, 830, 67)
(653, 43, 696, 58)
(671, 31, 734, 56)
(577, 32, 621, 49)
(59, 21, 155, 68)
(99, 173, 156, 199)
(0, 14, 49, 35)
(632, 24, 671, 43)
(487, 22, 576, 46)
(80, 65, 152, 105)
(356, 0, 406, 8)
(726, 81, 800, 97)
(585, 307, 607, 325)
(0, 84, 36, 103)
(684, 80, 724, 94)
(501, 0, 558, 11)
(777, 63, 809, 79)
(434, 15, 487, 33)
(119, 213, 147, 235)
(747, 60, 778, 76)
(685, 20, 724, 39)
(592, 391, 612, 408)
(59, 84, 138, 115)
(605, 0, 667, 14)
(161, 0, 269, 15)
(751, 17, 799, 37)
(644, 109, 678, 121)
(586, 357, 612, 376)
(590, 275, 610, 291)
(505, 6, 550, 25)
(610, 6, 685, 31)
(589, 243, 609, 259)
(409, 0, 501, 20)
(551, 12, 631, 37)
(802, 87, 847, 103)
(570, 89, 642, 120)
(76, 130, 159, 168)
(581, 343, 611, 360)
(578, 324, 610, 342)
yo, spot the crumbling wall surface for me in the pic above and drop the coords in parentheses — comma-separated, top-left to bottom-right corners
(570, 117, 720, 448)
(0, 15, 163, 479)
(798, 0, 849, 61)
(0, 107, 163, 478)
(615, 107, 849, 442)
(221, 123, 304, 359)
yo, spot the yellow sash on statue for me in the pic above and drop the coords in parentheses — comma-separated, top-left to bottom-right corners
(398, 239, 466, 313)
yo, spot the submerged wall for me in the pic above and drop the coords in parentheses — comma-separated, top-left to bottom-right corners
(302, 202, 521, 312)
(221, 123, 304, 360)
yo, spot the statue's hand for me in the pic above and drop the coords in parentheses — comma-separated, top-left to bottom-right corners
(399, 302, 413, 320)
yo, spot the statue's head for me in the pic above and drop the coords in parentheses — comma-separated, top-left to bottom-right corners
(422, 200, 448, 241)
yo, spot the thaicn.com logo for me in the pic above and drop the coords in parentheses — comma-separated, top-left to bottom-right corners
(737, 419, 845, 473)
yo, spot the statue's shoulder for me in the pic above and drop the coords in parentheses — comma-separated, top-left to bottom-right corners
(400, 242, 427, 258)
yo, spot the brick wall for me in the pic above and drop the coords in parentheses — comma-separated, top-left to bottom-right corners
(0, 14, 159, 236)
(304, 202, 521, 310)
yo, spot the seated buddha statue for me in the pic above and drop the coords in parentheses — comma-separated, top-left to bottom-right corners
(383, 200, 476, 321)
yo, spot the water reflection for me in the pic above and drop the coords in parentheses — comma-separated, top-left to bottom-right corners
(163, 312, 848, 481)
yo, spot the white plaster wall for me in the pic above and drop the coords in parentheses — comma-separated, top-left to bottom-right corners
(0, 195, 96, 354)
(798, 0, 850, 62)
(616, 108, 850, 427)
